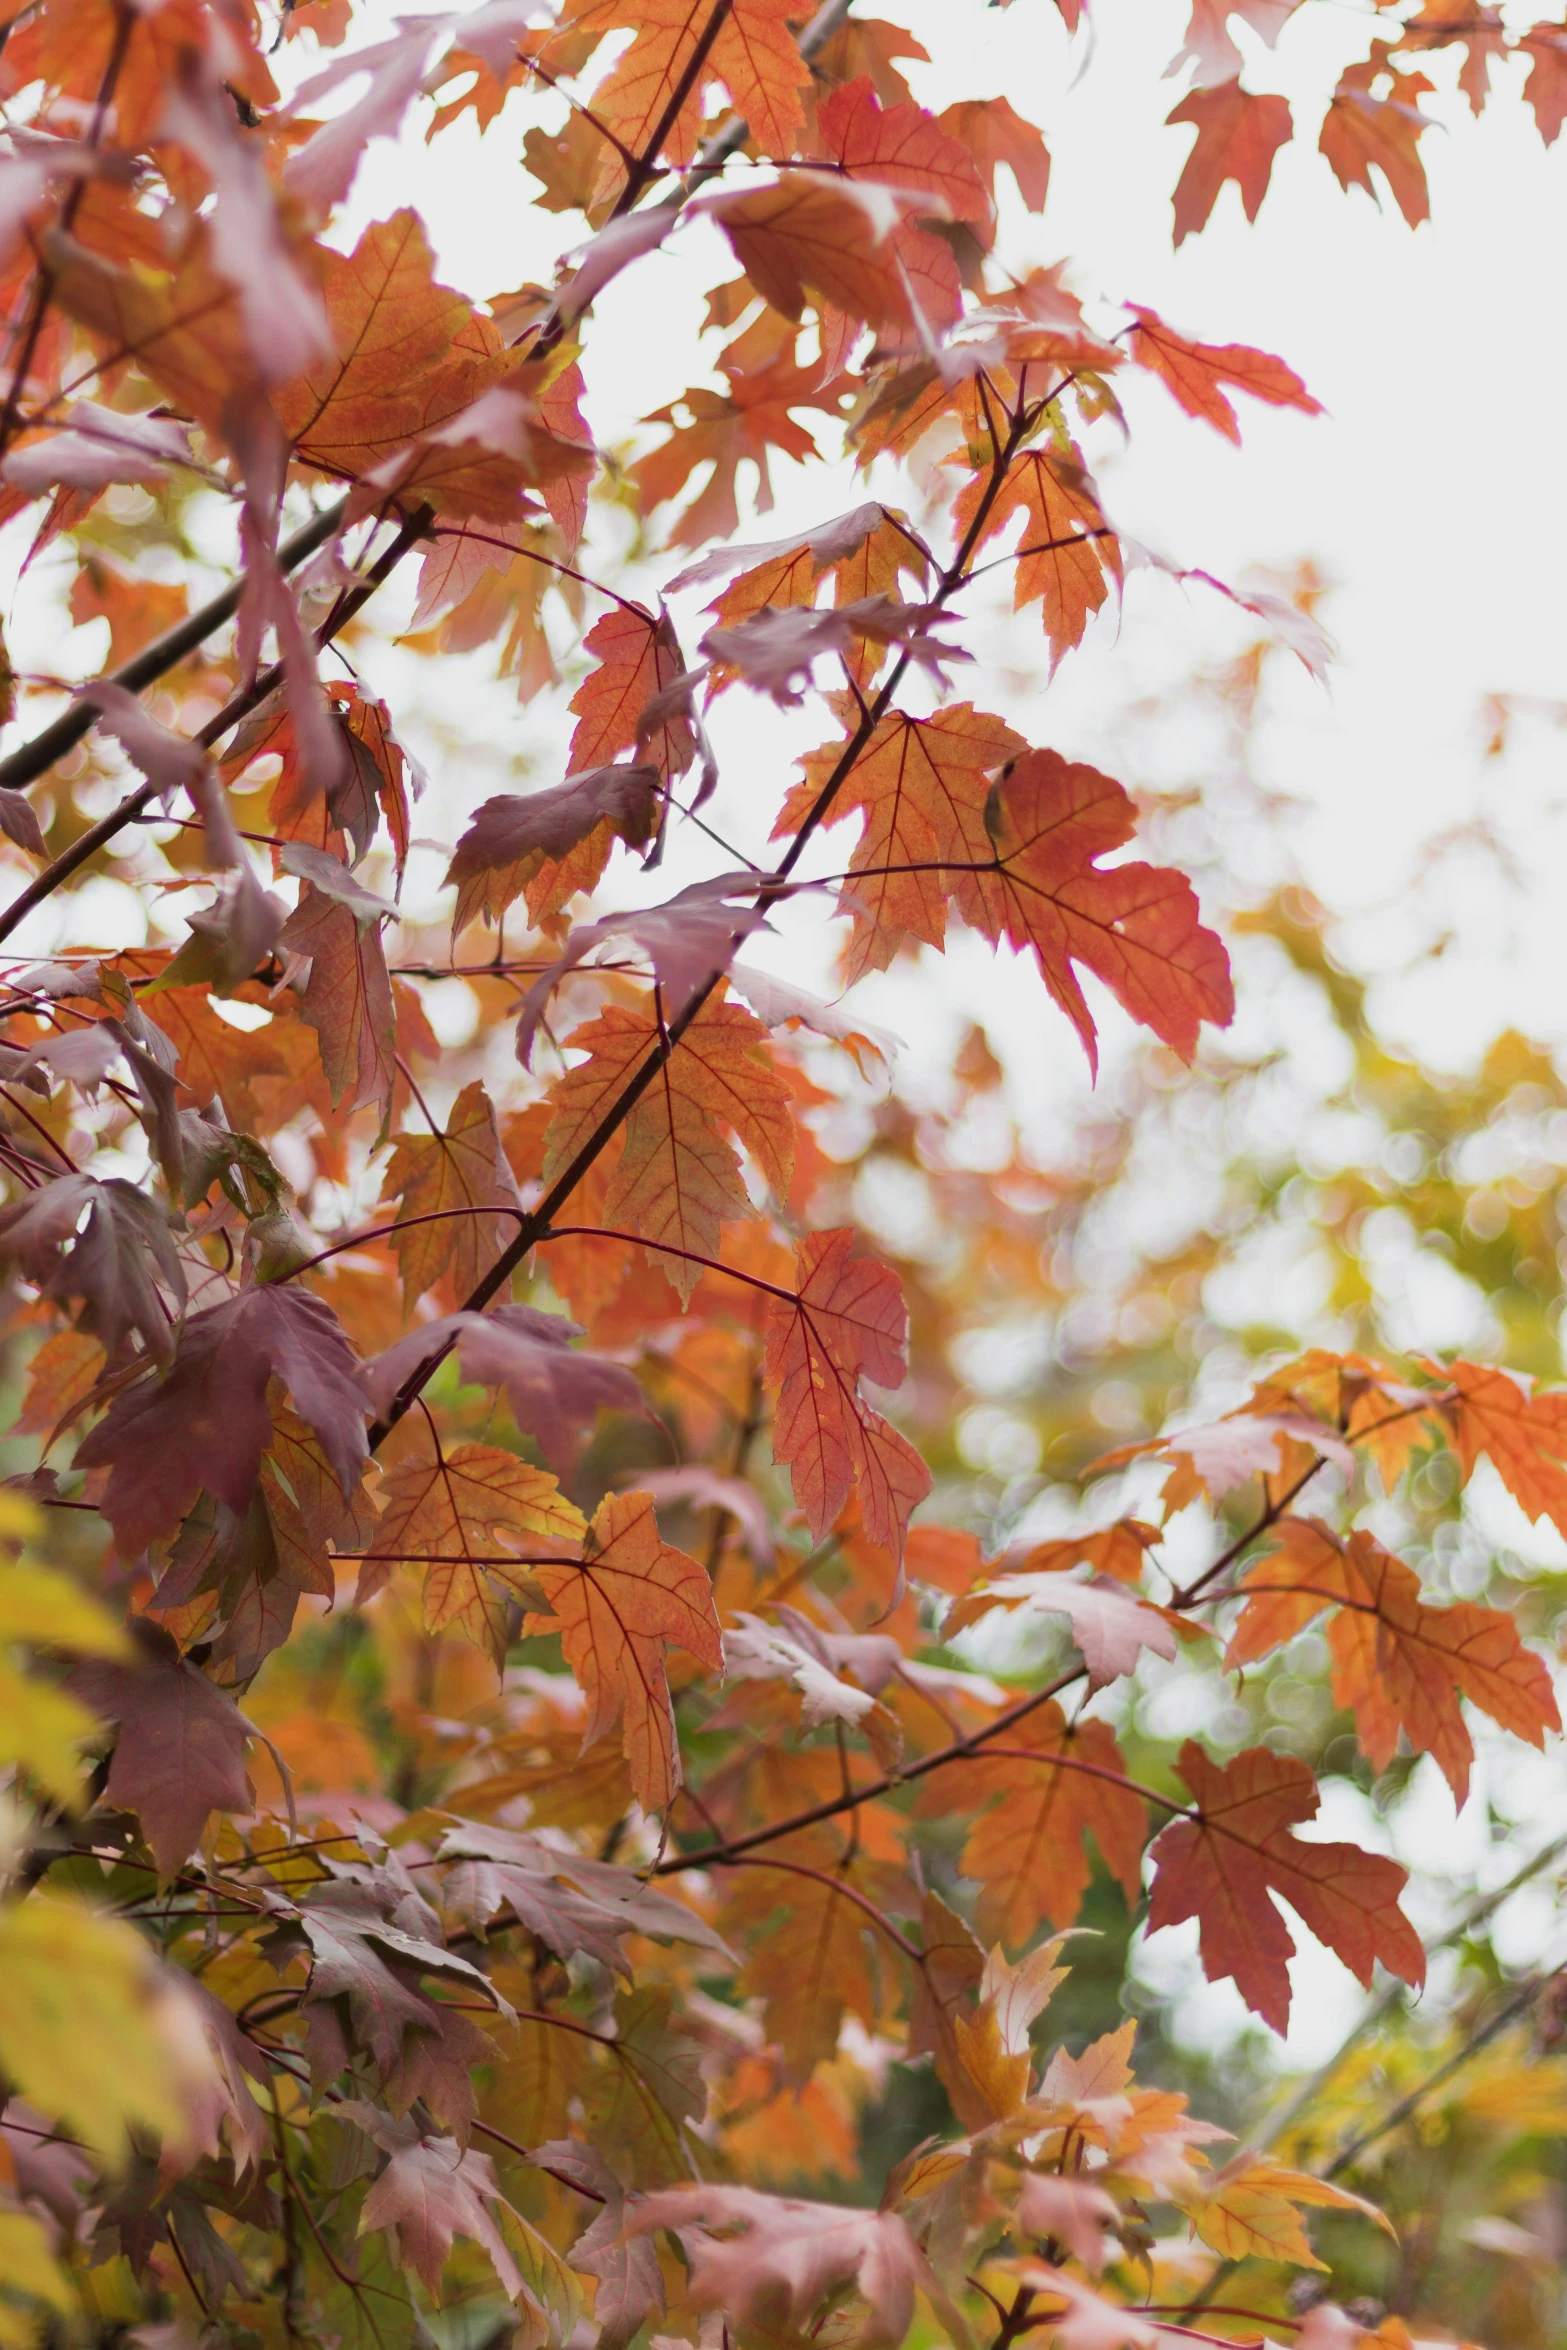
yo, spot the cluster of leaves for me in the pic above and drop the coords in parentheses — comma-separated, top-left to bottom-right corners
(0, 5, 1566, 2350)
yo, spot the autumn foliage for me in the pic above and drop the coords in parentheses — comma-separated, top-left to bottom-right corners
(0, 4, 1566, 2350)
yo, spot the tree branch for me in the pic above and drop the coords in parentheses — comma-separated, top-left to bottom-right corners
(0, 496, 349, 797)
(0, 505, 426, 948)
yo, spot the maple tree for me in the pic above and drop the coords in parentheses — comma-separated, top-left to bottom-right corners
(0, 5, 1565, 2350)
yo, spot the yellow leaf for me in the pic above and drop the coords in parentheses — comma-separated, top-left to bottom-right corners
(0, 2208, 73, 2315)
(0, 1896, 200, 2156)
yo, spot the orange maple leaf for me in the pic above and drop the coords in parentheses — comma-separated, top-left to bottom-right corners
(954, 446, 1120, 667)
(568, 604, 698, 783)
(558, 0, 810, 174)
(934, 1704, 1146, 1945)
(277, 877, 396, 1122)
(778, 701, 1026, 981)
(1318, 45, 1434, 228)
(445, 765, 659, 937)
(704, 173, 928, 335)
(725, 1831, 885, 2080)
(273, 211, 513, 486)
(1439, 1357, 1567, 1533)
(762, 1228, 931, 1561)
(1166, 80, 1294, 245)
(526, 1489, 723, 1813)
(384, 1080, 518, 1309)
(1522, 22, 1567, 144)
(685, 506, 930, 692)
(357, 1442, 586, 1669)
(1227, 1518, 1560, 1804)
(542, 992, 794, 1302)
(1148, 1741, 1424, 2031)
(957, 747, 1234, 1070)
(634, 344, 831, 549)
(937, 96, 1052, 212)
(1128, 306, 1321, 443)
(811, 76, 989, 332)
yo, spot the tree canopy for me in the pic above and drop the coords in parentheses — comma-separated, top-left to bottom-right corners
(2, 5, 1567, 2350)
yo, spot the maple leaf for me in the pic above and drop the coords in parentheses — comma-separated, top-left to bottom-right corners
(383, 1079, 519, 1308)
(275, 1877, 505, 2131)
(951, 1938, 1072, 2121)
(559, 0, 811, 175)
(813, 76, 990, 332)
(0, 1172, 185, 1364)
(1166, 81, 1294, 244)
(763, 1227, 932, 1563)
(525, 1490, 722, 1811)
(350, 2107, 525, 2298)
(542, 993, 793, 1301)
(362, 1305, 645, 1474)
(1318, 46, 1435, 228)
(951, 747, 1234, 1071)
(906, 1887, 987, 2125)
(1011, 1522, 1163, 1586)
(1169, 0, 1299, 88)
(629, 2185, 949, 2350)
(68, 1620, 254, 1877)
(357, 1443, 586, 1670)
(937, 96, 1052, 211)
(703, 174, 934, 335)
(779, 701, 1025, 981)
(1522, 22, 1567, 144)
(954, 446, 1120, 667)
(724, 1610, 903, 1761)
(1147, 1741, 1425, 2031)
(439, 1820, 729, 1978)
(176, 1410, 378, 1682)
(362, 374, 598, 525)
(582, 1981, 707, 2184)
(75, 1286, 368, 1556)
(945, 1572, 1179, 1687)
(277, 869, 396, 1124)
(1016, 2176, 1123, 2275)
(1177, 2155, 1391, 2269)
(936, 1703, 1146, 1945)
(1437, 1357, 1567, 1533)
(273, 210, 515, 485)
(1396, 0, 1506, 117)
(1128, 306, 1320, 442)
(0, 1556, 128, 1808)
(0, 1895, 200, 2159)
(516, 879, 772, 1055)
(635, 343, 839, 550)
(702, 597, 969, 706)
(1229, 1518, 1560, 1805)
(568, 604, 698, 783)
(445, 765, 659, 937)
(679, 503, 931, 691)
(536, 2138, 662, 2350)
(4, 400, 192, 498)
